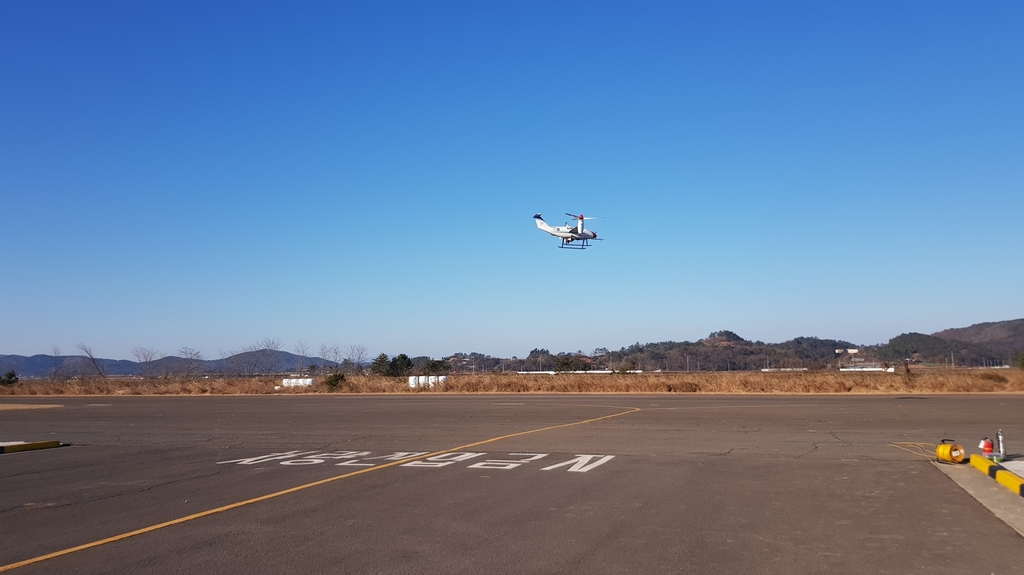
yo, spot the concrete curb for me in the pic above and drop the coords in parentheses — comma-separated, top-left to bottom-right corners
(971, 453, 1024, 497)
(935, 461, 1024, 538)
(0, 440, 62, 454)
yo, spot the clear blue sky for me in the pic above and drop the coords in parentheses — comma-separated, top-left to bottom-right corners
(2, 1, 1022, 361)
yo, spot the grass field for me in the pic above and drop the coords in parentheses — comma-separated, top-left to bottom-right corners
(1, 369, 1022, 395)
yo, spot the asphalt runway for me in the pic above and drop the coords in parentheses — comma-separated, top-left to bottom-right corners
(1, 394, 1023, 574)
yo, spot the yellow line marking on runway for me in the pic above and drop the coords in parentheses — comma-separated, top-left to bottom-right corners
(0, 404, 62, 411)
(0, 406, 640, 572)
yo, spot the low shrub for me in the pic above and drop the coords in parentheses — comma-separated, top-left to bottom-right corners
(323, 373, 347, 391)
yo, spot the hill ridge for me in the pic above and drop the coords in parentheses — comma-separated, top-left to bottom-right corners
(3, 319, 1023, 378)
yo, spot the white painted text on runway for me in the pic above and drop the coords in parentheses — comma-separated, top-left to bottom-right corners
(218, 451, 615, 473)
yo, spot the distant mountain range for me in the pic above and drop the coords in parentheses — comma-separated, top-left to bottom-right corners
(933, 319, 1024, 357)
(2, 319, 1022, 378)
(562, 319, 1022, 373)
(0, 349, 325, 379)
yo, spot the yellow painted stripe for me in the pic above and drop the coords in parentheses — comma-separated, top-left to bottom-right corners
(0, 406, 640, 572)
(995, 469, 1024, 496)
(0, 404, 62, 411)
(970, 454, 1024, 496)
(0, 441, 61, 454)
(970, 453, 997, 475)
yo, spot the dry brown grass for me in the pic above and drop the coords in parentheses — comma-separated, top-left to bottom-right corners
(434, 370, 1024, 394)
(0, 378, 281, 396)
(1, 369, 1022, 395)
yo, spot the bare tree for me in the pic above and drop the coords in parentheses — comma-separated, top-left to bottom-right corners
(178, 347, 204, 380)
(318, 343, 332, 375)
(328, 344, 344, 374)
(230, 343, 260, 377)
(76, 343, 106, 379)
(317, 343, 341, 374)
(294, 341, 309, 373)
(217, 350, 231, 377)
(344, 344, 368, 374)
(132, 347, 159, 379)
(228, 338, 283, 377)
(50, 344, 66, 382)
(258, 337, 282, 374)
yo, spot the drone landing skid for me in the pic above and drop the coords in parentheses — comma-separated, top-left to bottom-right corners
(558, 239, 590, 250)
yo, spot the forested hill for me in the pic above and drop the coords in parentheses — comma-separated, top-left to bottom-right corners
(583, 332, 857, 372)
(592, 320, 1024, 371)
(489, 322, 1024, 372)
(932, 319, 1024, 357)
(872, 333, 1006, 365)
(2, 320, 1023, 378)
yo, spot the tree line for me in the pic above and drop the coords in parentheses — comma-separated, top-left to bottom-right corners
(7, 330, 1020, 384)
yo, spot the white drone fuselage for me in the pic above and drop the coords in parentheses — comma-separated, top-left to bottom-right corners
(533, 214, 597, 242)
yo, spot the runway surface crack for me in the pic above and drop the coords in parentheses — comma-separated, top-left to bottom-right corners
(796, 430, 852, 458)
(0, 471, 221, 515)
(828, 431, 852, 447)
(0, 461, 98, 482)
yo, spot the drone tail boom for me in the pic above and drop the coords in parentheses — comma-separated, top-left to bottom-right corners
(533, 214, 554, 233)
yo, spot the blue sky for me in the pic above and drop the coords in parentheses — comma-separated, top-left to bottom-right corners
(2, 1, 1022, 360)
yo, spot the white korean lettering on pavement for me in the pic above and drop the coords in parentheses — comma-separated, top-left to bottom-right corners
(401, 452, 486, 468)
(468, 453, 548, 470)
(336, 452, 431, 467)
(279, 451, 372, 465)
(540, 455, 615, 472)
(217, 451, 618, 473)
(217, 451, 318, 465)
